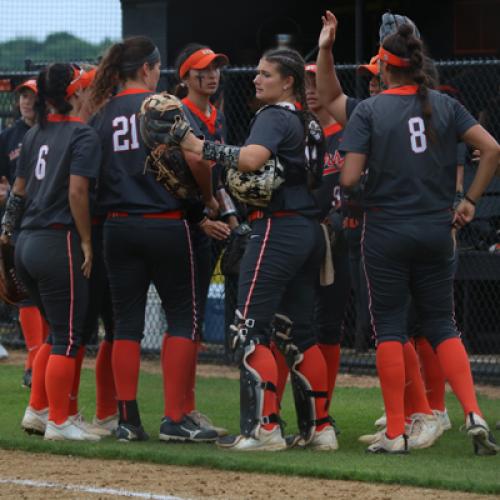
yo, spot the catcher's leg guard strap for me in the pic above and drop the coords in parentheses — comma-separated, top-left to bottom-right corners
(240, 341, 279, 438)
(289, 350, 330, 443)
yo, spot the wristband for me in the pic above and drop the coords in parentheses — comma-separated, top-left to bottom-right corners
(464, 194, 477, 206)
(202, 141, 241, 170)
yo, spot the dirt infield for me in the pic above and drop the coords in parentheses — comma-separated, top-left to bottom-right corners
(0, 449, 494, 500)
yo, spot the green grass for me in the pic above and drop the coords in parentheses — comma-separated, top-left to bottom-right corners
(1, 363, 499, 495)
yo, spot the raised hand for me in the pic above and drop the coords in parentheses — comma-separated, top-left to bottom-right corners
(319, 10, 338, 50)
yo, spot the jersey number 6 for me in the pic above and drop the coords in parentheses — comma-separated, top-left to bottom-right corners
(35, 145, 49, 180)
(112, 114, 140, 152)
(408, 117, 427, 154)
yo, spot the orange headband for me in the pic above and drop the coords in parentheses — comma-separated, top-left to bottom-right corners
(179, 48, 228, 79)
(65, 67, 96, 99)
(378, 47, 410, 68)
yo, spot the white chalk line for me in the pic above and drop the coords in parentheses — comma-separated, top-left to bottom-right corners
(0, 477, 187, 499)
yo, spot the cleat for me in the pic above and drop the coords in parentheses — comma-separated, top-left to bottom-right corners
(44, 419, 100, 441)
(366, 433, 409, 454)
(308, 425, 339, 451)
(433, 408, 452, 431)
(0, 343, 8, 360)
(359, 429, 385, 445)
(287, 426, 338, 451)
(22, 369, 32, 389)
(187, 410, 228, 437)
(496, 422, 500, 431)
(69, 412, 110, 437)
(92, 414, 119, 436)
(465, 413, 499, 456)
(159, 415, 218, 443)
(216, 426, 286, 451)
(408, 413, 442, 449)
(21, 406, 48, 435)
(374, 413, 386, 429)
(115, 423, 149, 442)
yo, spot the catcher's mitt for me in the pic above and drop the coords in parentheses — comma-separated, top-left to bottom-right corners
(139, 92, 191, 149)
(139, 93, 200, 200)
(0, 242, 28, 304)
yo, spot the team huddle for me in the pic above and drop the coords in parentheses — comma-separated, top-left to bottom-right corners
(1, 9, 499, 455)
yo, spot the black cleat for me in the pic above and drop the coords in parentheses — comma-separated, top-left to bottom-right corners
(159, 415, 218, 443)
(22, 369, 32, 389)
(115, 423, 149, 442)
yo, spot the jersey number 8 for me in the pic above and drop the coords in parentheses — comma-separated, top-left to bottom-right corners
(35, 145, 49, 180)
(408, 117, 427, 154)
(112, 114, 140, 152)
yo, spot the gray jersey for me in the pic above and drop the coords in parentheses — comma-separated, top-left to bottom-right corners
(341, 86, 477, 218)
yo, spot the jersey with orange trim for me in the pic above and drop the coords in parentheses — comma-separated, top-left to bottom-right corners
(341, 88, 477, 218)
(312, 122, 344, 219)
(90, 89, 182, 214)
(16, 115, 100, 229)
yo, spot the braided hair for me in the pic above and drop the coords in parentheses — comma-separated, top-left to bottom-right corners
(89, 36, 158, 113)
(382, 24, 436, 142)
(35, 63, 73, 128)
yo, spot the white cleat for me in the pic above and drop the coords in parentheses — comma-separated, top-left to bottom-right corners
(408, 413, 442, 449)
(187, 410, 228, 437)
(359, 429, 385, 445)
(308, 425, 339, 451)
(433, 408, 452, 431)
(21, 406, 48, 435)
(374, 413, 386, 429)
(465, 413, 500, 456)
(69, 412, 110, 437)
(92, 414, 119, 436)
(44, 419, 101, 441)
(0, 343, 8, 360)
(216, 426, 286, 451)
(366, 433, 409, 454)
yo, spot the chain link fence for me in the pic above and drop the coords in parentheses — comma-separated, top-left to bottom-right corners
(1, 59, 500, 383)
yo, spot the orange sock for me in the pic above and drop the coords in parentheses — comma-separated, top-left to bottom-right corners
(296, 345, 329, 431)
(19, 306, 45, 370)
(270, 341, 289, 406)
(29, 343, 51, 410)
(416, 337, 446, 411)
(45, 354, 75, 424)
(162, 336, 197, 422)
(68, 346, 86, 416)
(183, 340, 198, 415)
(246, 344, 278, 431)
(376, 341, 406, 439)
(318, 343, 341, 412)
(95, 340, 117, 419)
(403, 341, 432, 417)
(435, 337, 481, 416)
(112, 340, 141, 401)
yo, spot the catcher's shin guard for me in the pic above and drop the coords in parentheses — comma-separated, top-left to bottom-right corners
(240, 341, 280, 438)
(271, 315, 329, 444)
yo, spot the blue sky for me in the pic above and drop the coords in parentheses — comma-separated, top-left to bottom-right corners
(0, 0, 122, 43)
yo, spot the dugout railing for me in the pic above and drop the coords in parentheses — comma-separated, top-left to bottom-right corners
(0, 59, 499, 384)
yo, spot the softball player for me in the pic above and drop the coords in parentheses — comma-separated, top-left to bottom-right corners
(305, 63, 349, 417)
(0, 79, 49, 386)
(3, 63, 102, 441)
(179, 48, 336, 451)
(172, 43, 232, 436)
(341, 24, 500, 454)
(89, 36, 217, 443)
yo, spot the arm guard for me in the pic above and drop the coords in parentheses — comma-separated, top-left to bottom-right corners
(202, 141, 241, 170)
(1, 193, 25, 237)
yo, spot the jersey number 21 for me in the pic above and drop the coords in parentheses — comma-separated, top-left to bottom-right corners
(408, 117, 427, 154)
(112, 114, 140, 152)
